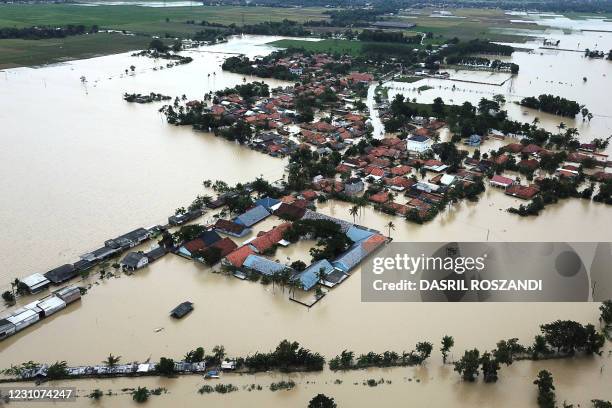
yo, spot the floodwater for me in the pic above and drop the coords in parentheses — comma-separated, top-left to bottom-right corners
(387, 30, 612, 154)
(0, 30, 612, 407)
(0, 35, 292, 290)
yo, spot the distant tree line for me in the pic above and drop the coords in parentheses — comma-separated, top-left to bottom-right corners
(0, 24, 98, 40)
(356, 29, 421, 44)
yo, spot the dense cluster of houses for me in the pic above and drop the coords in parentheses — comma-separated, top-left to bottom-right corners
(172, 194, 387, 294)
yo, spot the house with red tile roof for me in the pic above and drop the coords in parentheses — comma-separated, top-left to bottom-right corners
(506, 184, 539, 200)
(300, 190, 318, 201)
(249, 223, 292, 253)
(390, 165, 412, 176)
(224, 245, 256, 268)
(490, 175, 515, 189)
(369, 191, 392, 204)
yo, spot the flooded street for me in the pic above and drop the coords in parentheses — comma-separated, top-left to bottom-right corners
(0, 27, 611, 407)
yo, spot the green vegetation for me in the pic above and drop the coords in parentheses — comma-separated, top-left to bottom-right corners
(328, 342, 433, 371)
(0, 4, 329, 68)
(0, 33, 149, 69)
(520, 94, 583, 117)
(534, 370, 556, 408)
(270, 39, 368, 57)
(0, 4, 328, 35)
(308, 393, 337, 408)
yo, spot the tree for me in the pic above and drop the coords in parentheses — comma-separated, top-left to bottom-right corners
(415, 342, 433, 363)
(441, 335, 454, 363)
(349, 205, 359, 222)
(2, 290, 15, 305)
(308, 393, 337, 408)
(155, 357, 175, 376)
(493, 338, 525, 365)
(454, 349, 480, 381)
(148, 38, 168, 53)
(132, 387, 150, 403)
(46, 361, 69, 380)
(534, 370, 555, 408)
(184, 347, 205, 363)
(386, 221, 395, 239)
(103, 354, 121, 368)
(212, 345, 226, 364)
(600, 300, 612, 326)
(479, 352, 500, 383)
(432, 97, 445, 118)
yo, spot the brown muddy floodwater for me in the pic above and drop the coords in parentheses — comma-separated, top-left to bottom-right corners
(0, 31, 612, 407)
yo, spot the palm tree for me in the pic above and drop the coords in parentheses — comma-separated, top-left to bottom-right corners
(386, 221, 395, 239)
(104, 354, 121, 368)
(557, 122, 566, 135)
(349, 205, 359, 223)
(316, 267, 327, 285)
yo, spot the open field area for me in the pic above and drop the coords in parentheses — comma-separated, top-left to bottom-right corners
(0, 4, 329, 34)
(269, 38, 424, 57)
(0, 33, 151, 69)
(393, 8, 549, 42)
(0, 4, 329, 68)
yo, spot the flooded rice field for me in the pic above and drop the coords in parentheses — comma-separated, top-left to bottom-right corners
(0, 28, 611, 407)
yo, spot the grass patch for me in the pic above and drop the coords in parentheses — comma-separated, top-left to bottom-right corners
(395, 76, 423, 83)
(269, 38, 420, 57)
(0, 4, 330, 68)
(269, 38, 364, 56)
(0, 4, 329, 35)
(0, 32, 150, 69)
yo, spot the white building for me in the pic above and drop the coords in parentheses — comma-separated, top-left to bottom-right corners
(406, 134, 433, 153)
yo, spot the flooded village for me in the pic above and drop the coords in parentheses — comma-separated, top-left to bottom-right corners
(0, 5, 612, 408)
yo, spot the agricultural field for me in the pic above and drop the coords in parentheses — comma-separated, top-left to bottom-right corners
(392, 8, 549, 42)
(0, 4, 329, 68)
(0, 33, 151, 69)
(0, 4, 329, 34)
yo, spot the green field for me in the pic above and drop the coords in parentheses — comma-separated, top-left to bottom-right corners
(269, 39, 366, 56)
(0, 33, 152, 69)
(0, 4, 329, 35)
(0, 4, 329, 68)
(393, 8, 548, 42)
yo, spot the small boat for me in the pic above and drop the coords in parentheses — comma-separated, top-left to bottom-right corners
(204, 370, 220, 379)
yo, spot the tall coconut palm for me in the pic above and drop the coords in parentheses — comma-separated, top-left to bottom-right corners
(349, 205, 359, 223)
(386, 221, 396, 239)
(104, 354, 121, 368)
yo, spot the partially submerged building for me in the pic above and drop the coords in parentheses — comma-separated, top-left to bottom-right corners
(44, 264, 77, 285)
(20, 273, 50, 294)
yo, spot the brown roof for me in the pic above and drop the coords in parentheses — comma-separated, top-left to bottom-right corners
(211, 237, 238, 258)
(369, 191, 391, 204)
(214, 219, 248, 235)
(225, 246, 256, 268)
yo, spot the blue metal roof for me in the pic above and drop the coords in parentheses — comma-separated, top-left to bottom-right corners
(255, 197, 281, 211)
(199, 230, 222, 246)
(345, 226, 375, 243)
(234, 205, 270, 227)
(332, 243, 367, 273)
(294, 259, 335, 291)
(242, 255, 287, 276)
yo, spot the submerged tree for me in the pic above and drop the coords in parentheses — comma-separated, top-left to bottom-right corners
(308, 393, 337, 408)
(441, 335, 455, 364)
(454, 349, 480, 381)
(534, 370, 556, 408)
